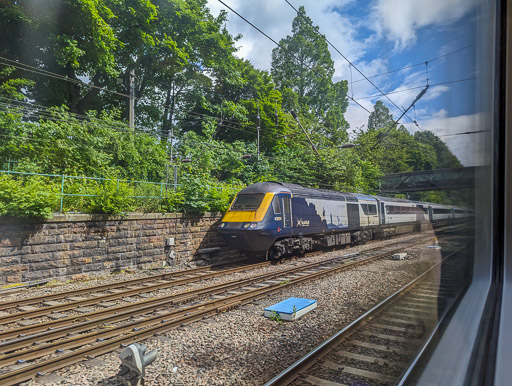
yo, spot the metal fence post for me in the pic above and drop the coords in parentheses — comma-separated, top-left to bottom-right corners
(173, 165, 177, 190)
(59, 175, 65, 213)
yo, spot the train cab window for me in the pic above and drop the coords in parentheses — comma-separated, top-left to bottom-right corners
(230, 194, 264, 210)
(368, 204, 377, 215)
(272, 196, 281, 214)
(361, 204, 368, 215)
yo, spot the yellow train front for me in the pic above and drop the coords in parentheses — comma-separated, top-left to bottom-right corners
(218, 182, 293, 254)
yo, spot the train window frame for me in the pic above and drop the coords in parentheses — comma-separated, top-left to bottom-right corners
(272, 196, 281, 215)
(230, 194, 265, 211)
(403, 1, 506, 385)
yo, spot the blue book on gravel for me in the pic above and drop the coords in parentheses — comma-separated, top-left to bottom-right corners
(264, 297, 317, 321)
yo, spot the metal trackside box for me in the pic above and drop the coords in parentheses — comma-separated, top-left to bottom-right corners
(264, 297, 317, 321)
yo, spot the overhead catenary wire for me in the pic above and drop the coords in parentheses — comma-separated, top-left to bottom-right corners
(1, 92, 285, 143)
(1, 99, 306, 155)
(349, 45, 472, 84)
(283, 0, 421, 129)
(0, 57, 130, 99)
(354, 77, 477, 100)
(216, 0, 371, 114)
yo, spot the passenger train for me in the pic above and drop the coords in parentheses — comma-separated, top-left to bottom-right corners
(218, 182, 472, 260)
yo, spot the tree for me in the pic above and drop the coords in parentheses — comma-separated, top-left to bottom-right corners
(271, 6, 349, 144)
(367, 101, 394, 131)
(414, 130, 462, 169)
(356, 101, 459, 175)
(0, 0, 124, 114)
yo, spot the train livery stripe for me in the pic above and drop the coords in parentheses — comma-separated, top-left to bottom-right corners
(222, 193, 274, 222)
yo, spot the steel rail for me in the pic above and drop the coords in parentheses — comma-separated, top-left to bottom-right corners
(263, 244, 468, 386)
(0, 237, 430, 352)
(0, 234, 430, 326)
(0, 261, 270, 324)
(0, 250, 361, 352)
(0, 260, 257, 311)
(0, 240, 431, 385)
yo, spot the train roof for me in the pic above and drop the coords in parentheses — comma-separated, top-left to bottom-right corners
(372, 195, 422, 204)
(238, 182, 471, 210)
(238, 182, 360, 201)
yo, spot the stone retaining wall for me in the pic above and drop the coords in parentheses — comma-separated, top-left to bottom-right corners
(0, 213, 241, 284)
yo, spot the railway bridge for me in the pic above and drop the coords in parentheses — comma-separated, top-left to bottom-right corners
(379, 166, 486, 193)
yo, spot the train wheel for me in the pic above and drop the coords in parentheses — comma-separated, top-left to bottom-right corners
(268, 247, 282, 263)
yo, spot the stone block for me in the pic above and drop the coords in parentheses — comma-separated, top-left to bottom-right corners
(31, 243, 69, 254)
(82, 248, 107, 257)
(71, 240, 98, 250)
(25, 235, 56, 245)
(0, 256, 21, 265)
(6, 275, 22, 283)
(0, 247, 22, 257)
(0, 264, 29, 274)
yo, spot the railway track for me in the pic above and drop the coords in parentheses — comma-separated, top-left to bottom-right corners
(265, 239, 471, 386)
(0, 235, 436, 385)
(0, 232, 436, 328)
(0, 260, 270, 312)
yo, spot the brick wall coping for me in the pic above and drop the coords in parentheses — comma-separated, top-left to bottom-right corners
(0, 212, 224, 224)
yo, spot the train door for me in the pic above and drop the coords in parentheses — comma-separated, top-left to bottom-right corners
(347, 203, 360, 227)
(380, 202, 386, 224)
(282, 195, 292, 228)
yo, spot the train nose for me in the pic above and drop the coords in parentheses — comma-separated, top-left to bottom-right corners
(218, 229, 274, 252)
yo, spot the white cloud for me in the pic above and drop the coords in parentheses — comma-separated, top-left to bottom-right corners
(207, 0, 378, 78)
(206, 0, 478, 141)
(372, 0, 476, 50)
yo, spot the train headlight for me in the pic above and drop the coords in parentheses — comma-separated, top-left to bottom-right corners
(220, 223, 226, 228)
(249, 223, 258, 228)
(243, 223, 250, 228)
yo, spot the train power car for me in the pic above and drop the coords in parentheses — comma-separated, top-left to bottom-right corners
(216, 182, 473, 259)
(217, 182, 473, 260)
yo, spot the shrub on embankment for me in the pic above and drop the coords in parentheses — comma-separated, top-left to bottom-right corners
(0, 173, 240, 218)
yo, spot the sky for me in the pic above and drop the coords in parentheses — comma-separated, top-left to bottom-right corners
(206, 0, 485, 166)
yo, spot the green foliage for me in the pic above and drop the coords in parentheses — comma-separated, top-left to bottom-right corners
(87, 178, 134, 215)
(161, 190, 186, 213)
(270, 310, 283, 324)
(0, 1, 469, 215)
(0, 175, 59, 218)
(175, 174, 237, 214)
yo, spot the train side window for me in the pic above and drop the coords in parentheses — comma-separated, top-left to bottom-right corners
(368, 205, 377, 215)
(272, 196, 281, 214)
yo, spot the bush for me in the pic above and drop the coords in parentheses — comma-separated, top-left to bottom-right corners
(0, 175, 59, 218)
(87, 178, 134, 215)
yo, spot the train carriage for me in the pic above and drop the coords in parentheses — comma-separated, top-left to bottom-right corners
(218, 181, 471, 260)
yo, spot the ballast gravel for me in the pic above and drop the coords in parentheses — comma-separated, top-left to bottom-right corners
(10, 232, 451, 385)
